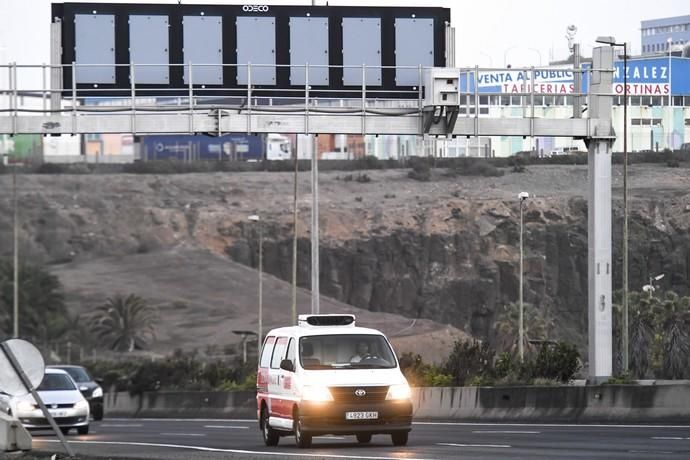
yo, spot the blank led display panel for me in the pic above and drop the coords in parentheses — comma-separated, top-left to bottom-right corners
(74, 14, 115, 84)
(236, 16, 276, 85)
(183, 16, 223, 85)
(342, 18, 381, 86)
(290, 17, 329, 86)
(395, 18, 434, 86)
(129, 15, 169, 84)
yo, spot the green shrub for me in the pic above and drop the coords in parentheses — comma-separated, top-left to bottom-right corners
(356, 155, 382, 170)
(444, 340, 495, 386)
(398, 352, 452, 387)
(83, 354, 255, 393)
(605, 372, 636, 385)
(532, 342, 581, 382)
(407, 157, 431, 181)
(446, 158, 504, 177)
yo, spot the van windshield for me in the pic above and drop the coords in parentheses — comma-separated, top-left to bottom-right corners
(299, 334, 396, 370)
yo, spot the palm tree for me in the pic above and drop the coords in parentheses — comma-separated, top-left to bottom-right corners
(0, 260, 67, 340)
(493, 302, 554, 355)
(91, 294, 157, 352)
(657, 292, 690, 379)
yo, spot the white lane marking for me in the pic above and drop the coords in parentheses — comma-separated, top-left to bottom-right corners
(100, 424, 143, 428)
(473, 430, 540, 434)
(651, 436, 688, 440)
(629, 450, 674, 454)
(203, 425, 249, 429)
(414, 421, 690, 429)
(36, 439, 440, 460)
(437, 442, 511, 448)
(105, 418, 690, 430)
(159, 433, 206, 437)
(107, 417, 256, 423)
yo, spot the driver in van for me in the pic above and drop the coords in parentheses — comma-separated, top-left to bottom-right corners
(350, 341, 371, 363)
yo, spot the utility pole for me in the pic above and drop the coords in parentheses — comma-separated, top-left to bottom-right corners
(291, 142, 298, 324)
(518, 192, 529, 360)
(310, 134, 320, 314)
(12, 156, 18, 338)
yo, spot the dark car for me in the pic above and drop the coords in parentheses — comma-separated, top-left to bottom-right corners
(48, 365, 103, 421)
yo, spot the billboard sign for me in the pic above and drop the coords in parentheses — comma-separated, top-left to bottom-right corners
(51, 2, 450, 98)
(460, 57, 690, 96)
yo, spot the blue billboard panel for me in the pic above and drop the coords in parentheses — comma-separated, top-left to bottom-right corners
(463, 57, 690, 96)
(141, 134, 263, 161)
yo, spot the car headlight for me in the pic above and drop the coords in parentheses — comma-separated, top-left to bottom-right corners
(92, 387, 103, 398)
(386, 383, 411, 401)
(17, 401, 35, 412)
(75, 400, 89, 410)
(302, 385, 333, 402)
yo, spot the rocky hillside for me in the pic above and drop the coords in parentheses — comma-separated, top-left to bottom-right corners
(1, 164, 689, 353)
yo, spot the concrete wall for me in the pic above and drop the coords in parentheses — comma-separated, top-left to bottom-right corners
(105, 391, 256, 419)
(412, 385, 690, 422)
(105, 385, 690, 422)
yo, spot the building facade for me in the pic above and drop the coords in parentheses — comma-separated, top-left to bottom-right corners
(641, 15, 690, 55)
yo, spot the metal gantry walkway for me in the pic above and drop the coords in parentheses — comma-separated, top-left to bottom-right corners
(0, 62, 599, 138)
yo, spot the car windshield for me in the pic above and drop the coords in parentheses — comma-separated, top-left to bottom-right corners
(59, 367, 92, 383)
(38, 374, 76, 391)
(299, 334, 396, 370)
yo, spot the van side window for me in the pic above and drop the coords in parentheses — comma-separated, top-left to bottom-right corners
(285, 338, 296, 366)
(259, 337, 275, 368)
(270, 337, 288, 369)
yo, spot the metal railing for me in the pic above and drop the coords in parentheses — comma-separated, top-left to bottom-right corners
(0, 62, 608, 137)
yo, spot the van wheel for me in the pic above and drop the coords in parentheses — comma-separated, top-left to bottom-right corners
(356, 433, 372, 444)
(60, 427, 71, 435)
(261, 407, 279, 446)
(293, 409, 312, 448)
(77, 425, 89, 435)
(391, 431, 408, 446)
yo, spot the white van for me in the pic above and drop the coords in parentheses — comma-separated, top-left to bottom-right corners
(256, 314, 412, 448)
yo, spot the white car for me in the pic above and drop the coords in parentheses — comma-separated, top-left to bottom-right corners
(0, 368, 90, 435)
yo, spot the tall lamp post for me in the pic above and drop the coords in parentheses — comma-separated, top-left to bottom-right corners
(596, 36, 628, 372)
(667, 38, 672, 150)
(248, 215, 263, 345)
(2, 153, 18, 338)
(518, 191, 529, 360)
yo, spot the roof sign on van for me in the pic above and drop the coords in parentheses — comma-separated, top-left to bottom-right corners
(298, 314, 356, 327)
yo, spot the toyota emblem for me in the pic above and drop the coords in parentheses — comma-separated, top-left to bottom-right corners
(52, 404, 58, 409)
(354, 388, 366, 397)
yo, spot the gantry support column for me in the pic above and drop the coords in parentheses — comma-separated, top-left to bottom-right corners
(587, 46, 615, 381)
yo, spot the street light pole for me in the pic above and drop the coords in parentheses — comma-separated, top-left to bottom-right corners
(622, 42, 629, 374)
(518, 191, 529, 360)
(248, 215, 263, 345)
(668, 37, 673, 107)
(12, 156, 18, 339)
(667, 38, 672, 150)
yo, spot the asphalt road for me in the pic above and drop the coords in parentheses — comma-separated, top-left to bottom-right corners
(31, 418, 690, 460)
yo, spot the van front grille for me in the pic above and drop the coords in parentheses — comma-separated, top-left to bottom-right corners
(329, 386, 389, 403)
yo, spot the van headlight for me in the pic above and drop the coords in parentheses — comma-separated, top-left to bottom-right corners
(75, 400, 89, 411)
(302, 385, 333, 402)
(386, 383, 411, 401)
(17, 401, 35, 412)
(92, 387, 103, 398)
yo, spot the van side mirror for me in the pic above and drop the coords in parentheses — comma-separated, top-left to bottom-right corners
(280, 359, 295, 372)
(95, 378, 104, 385)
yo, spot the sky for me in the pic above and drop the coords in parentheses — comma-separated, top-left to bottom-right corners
(0, 0, 687, 88)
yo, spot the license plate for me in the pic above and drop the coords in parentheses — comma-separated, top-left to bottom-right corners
(345, 411, 378, 420)
(50, 410, 67, 418)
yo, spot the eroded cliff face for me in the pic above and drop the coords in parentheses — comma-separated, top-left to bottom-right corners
(1, 166, 688, 349)
(224, 168, 690, 349)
